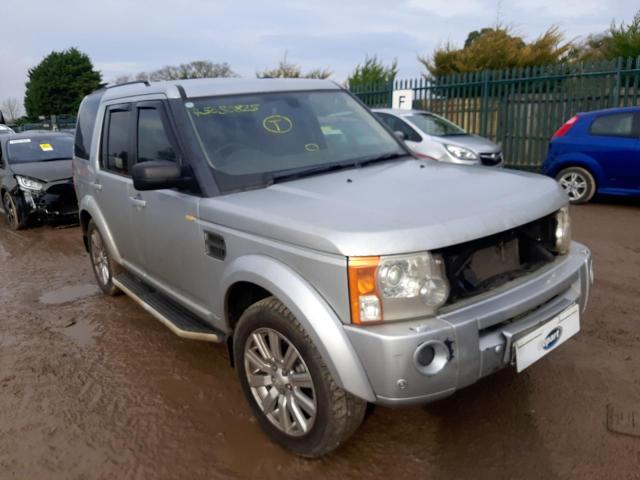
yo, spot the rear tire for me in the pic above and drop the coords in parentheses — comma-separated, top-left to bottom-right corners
(233, 297, 366, 457)
(556, 167, 596, 204)
(3, 191, 28, 230)
(87, 220, 122, 296)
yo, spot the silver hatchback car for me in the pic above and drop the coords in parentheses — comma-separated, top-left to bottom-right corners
(74, 79, 591, 457)
(374, 108, 503, 166)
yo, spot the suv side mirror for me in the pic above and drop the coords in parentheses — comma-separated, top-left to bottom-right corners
(394, 130, 407, 141)
(132, 160, 184, 191)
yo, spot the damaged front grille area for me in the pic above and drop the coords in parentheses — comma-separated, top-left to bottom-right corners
(435, 213, 559, 304)
(27, 179, 78, 217)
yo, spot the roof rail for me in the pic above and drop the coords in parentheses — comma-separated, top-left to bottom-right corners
(106, 80, 150, 89)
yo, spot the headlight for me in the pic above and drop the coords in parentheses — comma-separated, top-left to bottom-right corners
(554, 206, 571, 254)
(16, 175, 44, 191)
(348, 253, 449, 324)
(444, 144, 478, 161)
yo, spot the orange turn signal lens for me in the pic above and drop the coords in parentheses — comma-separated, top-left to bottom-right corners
(348, 256, 382, 325)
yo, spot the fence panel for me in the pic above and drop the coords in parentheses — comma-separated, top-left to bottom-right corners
(351, 57, 640, 170)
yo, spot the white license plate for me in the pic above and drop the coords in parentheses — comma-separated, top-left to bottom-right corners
(514, 304, 580, 372)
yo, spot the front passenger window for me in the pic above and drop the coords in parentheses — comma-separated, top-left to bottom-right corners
(376, 113, 421, 142)
(104, 109, 131, 175)
(137, 108, 177, 163)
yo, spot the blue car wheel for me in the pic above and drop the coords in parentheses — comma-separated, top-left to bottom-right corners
(556, 167, 596, 204)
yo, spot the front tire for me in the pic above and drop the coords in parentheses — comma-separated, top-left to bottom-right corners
(556, 167, 596, 204)
(87, 220, 122, 296)
(3, 191, 28, 230)
(234, 297, 366, 457)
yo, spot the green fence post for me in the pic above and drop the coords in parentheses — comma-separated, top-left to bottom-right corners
(613, 57, 623, 107)
(480, 70, 489, 137)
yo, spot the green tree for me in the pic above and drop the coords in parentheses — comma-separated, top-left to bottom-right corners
(256, 52, 332, 79)
(569, 10, 640, 62)
(24, 47, 101, 118)
(346, 55, 398, 88)
(607, 10, 640, 58)
(420, 27, 571, 77)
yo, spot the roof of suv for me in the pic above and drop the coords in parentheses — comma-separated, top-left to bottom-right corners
(101, 78, 342, 102)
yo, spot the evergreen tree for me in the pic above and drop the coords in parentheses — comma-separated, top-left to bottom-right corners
(24, 47, 101, 118)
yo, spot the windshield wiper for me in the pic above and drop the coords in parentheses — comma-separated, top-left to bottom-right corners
(271, 162, 357, 184)
(42, 157, 72, 162)
(270, 152, 407, 184)
(354, 151, 407, 167)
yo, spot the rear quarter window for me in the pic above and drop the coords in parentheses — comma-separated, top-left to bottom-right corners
(75, 91, 104, 160)
(589, 113, 634, 137)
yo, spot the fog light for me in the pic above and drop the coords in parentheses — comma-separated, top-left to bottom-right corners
(416, 344, 435, 366)
(413, 340, 449, 376)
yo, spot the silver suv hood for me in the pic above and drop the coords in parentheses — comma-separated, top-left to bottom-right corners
(200, 160, 567, 257)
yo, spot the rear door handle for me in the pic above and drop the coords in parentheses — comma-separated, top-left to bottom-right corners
(129, 195, 146, 208)
(89, 181, 102, 191)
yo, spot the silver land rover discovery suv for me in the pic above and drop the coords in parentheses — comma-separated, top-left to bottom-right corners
(74, 79, 592, 457)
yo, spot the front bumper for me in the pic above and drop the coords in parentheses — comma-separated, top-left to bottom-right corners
(344, 241, 592, 407)
(20, 180, 78, 219)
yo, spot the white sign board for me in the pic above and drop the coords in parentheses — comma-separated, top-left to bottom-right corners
(392, 89, 414, 110)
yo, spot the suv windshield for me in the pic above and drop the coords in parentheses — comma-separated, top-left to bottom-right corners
(185, 90, 405, 190)
(407, 113, 466, 136)
(7, 135, 74, 164)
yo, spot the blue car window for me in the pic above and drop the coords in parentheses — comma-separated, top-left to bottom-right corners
(589, 113, 634, 137)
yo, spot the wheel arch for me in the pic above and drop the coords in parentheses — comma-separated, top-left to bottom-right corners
(550, 154, 603, 186)
(78, 195, 123, 263)
(79, 210, 93, 252)
(221, 255, 376, 402)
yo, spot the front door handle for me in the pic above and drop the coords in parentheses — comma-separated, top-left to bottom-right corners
(89, 181, 102, 191)
(129, 195, 146, 208)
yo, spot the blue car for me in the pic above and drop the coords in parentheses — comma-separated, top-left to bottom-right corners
(542, 106, 640, 204)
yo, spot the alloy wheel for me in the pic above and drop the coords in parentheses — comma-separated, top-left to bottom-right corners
(243, 327, 317, 437)
(558, 172, 588, 201)
(90, 229, 111, 287)
(3, 194, 17, 228)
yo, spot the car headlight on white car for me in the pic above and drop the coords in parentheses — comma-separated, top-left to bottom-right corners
(444, 144, 478, 161)
(348, 253, 450, 324)
(554, 206, 571, 254)
(16, 175, 44, 191)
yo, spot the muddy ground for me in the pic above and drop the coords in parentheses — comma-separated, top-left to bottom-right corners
(0, 200, 639, 480)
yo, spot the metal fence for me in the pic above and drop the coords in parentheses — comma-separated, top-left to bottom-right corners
(351, 57, 640, 169)
(11, 114, 77, 133)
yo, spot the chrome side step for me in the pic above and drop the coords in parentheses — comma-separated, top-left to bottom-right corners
(113, 272, 223, 343)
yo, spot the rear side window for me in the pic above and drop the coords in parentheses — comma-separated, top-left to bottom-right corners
(137, 108, 177, 163)
(75, 91, 103, 160)
(589, 113, 634, 137)
(102, 108, 131, 175)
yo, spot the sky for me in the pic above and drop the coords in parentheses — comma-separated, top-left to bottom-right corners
(1, 0, 637, 114)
